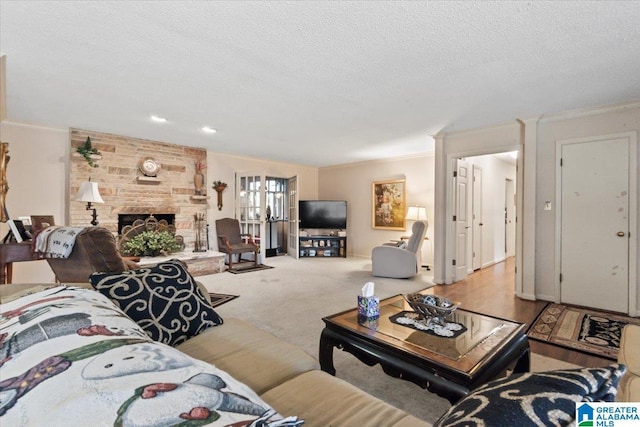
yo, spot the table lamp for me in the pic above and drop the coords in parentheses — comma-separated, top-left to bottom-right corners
(76, 180, 104, 225)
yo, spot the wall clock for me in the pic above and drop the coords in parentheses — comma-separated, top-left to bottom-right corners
(138, 157, 161, 177)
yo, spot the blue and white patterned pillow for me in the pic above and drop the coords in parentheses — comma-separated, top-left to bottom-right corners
(90, 259, 223, 346)
(435, 364, 626, 427)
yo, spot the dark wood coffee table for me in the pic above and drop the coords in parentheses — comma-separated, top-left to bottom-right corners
(319, 293, 529, 404)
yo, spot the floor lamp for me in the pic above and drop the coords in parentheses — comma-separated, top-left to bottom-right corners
(76, 180, 104, 225)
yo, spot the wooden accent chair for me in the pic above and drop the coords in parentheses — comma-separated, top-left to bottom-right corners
(215, 218, 259, 270)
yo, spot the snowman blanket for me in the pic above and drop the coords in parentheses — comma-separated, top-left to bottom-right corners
(0, 286, 303, 426)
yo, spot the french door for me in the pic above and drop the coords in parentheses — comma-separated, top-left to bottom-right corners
(236, 172, 266, 261)
(287, 175, 299, 259)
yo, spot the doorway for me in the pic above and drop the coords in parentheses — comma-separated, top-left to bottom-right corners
(265, 177, 288, 257)
(452, 152, 517, 283)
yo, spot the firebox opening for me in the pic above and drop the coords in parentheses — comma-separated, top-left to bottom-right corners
(118, 214, 175, 235)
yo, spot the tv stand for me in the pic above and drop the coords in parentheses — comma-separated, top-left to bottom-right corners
(299, 235, 346, 258)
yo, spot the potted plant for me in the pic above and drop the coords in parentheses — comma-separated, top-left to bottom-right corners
(76, 136, 101, 168)
(122, 230, 182, 257)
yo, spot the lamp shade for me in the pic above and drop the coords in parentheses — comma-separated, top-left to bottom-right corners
(75, 181, 104, 204)
(406, 206, 427, 221)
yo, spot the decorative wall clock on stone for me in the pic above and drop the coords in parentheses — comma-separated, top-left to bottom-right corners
(138, 157, 161, 177)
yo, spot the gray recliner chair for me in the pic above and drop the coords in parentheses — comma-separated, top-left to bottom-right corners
(371, 220, 428, 279)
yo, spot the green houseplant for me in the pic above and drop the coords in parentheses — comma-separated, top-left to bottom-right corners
(123, 230, 182, 257)
(76, 136, 101, 168)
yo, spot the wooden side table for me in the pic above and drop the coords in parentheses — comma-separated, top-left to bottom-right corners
(0, 242, 42, 284)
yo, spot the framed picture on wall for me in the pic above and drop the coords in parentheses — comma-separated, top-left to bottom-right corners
(372, 179, 406, 230)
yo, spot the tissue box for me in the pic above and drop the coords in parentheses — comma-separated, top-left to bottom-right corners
(358, 295, 380, 319)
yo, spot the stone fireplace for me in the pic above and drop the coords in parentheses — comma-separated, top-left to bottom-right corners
(69, 129, 209, 249)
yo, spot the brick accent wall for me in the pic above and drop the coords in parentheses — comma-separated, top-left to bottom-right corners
(69, 128, 208, 249)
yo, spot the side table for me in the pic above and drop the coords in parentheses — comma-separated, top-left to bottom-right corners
(0, 242, 42, 284)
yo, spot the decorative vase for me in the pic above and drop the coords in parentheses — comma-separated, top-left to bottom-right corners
(194, 173, 205, 195)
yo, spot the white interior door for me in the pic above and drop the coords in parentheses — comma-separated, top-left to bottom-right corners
(287, 175, 299, 259)
(453, 159, 469, 282)
(236, 172, 266, 261)
(560, 137, 630, 313)
(472, 165, 483, 271)
(505, 178, 516, 257)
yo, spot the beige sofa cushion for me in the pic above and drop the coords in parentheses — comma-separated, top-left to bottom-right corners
(176, 317, 319, 394)
(617, 324, 640, 402)
(261, 370, 430, 427)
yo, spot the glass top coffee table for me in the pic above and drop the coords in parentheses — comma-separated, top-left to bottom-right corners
(319, 293, 529, 404)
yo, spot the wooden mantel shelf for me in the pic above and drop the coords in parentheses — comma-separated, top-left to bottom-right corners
(136, 176, 162, 183)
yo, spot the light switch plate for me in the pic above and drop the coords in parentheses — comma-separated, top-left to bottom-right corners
(544, 202, 552, 211)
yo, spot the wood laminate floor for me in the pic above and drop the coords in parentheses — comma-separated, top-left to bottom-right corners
(430, 257, 613, 368)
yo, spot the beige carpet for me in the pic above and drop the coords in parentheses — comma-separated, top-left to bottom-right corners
(198, 255, 581, 424)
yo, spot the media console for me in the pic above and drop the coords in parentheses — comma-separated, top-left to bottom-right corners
(299, 235, 346, 258)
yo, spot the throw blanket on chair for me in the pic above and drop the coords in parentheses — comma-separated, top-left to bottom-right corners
(34, 226, 85, 258)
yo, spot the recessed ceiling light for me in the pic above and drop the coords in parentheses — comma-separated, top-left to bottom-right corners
(202, 126, 217, 134)
(151, 115, 167, 123)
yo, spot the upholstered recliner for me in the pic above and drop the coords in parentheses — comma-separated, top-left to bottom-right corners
(215, 218, 259, 270)
(46, 226, 138, 282)
(371, 220, 428, 279)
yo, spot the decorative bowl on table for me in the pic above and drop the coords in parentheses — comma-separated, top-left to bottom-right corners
(405, 293, 460, 326)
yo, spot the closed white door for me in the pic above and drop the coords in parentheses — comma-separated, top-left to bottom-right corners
(454, 159, 469, 282)
(505, 178, 516, 257)
(472, 165, 483, 270)
(560, 137, 630, 313)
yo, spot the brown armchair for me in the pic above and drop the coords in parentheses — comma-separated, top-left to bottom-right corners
(215, 218, 258, 270)
(46, 227, 138, 282)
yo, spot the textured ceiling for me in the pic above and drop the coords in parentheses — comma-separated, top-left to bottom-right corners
(1, 1, 639, 167)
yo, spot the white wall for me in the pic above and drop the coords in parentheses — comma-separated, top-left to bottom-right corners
(0, 121, 68, 283)
(318, 154, 435, 261)
(206, 152, 319, 251)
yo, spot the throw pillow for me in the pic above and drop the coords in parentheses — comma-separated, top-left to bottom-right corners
(90, 259, 223, 346)
(435, 364, 626, 427)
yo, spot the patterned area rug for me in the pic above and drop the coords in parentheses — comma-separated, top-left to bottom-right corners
(208, 293, 239, 308)
(228, 264, 274, 274)
(528, 303, 640, 360)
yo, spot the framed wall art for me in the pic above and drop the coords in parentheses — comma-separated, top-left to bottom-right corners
(372, 179, 406, 230)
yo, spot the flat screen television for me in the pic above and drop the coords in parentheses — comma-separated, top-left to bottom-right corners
(299, 200, 347, 230)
